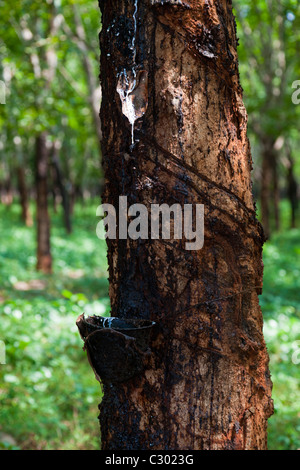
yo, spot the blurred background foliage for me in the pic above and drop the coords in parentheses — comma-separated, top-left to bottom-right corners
(0, 0, 299, 450)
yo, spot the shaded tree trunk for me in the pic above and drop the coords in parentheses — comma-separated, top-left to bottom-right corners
(272, 154, 280, 233)
(261, 138, 277, 239)
(87, 0, 273, 450)
(1, 176, 13, 206)
(50, 142, 72, 234)
(36, 133, 52, 273)
(17, 167, 33, 227)
(286, 153, 298, 229)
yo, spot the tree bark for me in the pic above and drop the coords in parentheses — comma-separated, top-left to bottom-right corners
(286, 152, 298, 229)
(260, 138, 276, 239)
(1, 176, 13, 206)
(17, 167, 33, 227)
(36, 133, 52, 273)
(92, 0, 273, 450)
(272, 155, 280, 233)
(50, 142, 72, 234)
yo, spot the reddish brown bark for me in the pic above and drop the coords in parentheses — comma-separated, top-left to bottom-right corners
(83, 0, 273, 450)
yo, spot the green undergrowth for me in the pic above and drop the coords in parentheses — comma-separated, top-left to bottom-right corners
(261, 229, 300, 450)
(0, 201, 108, 450)
(0, 202, 299, 449)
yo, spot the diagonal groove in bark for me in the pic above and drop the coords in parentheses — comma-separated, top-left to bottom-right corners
(138, 141, 263, 245)
(166, 286, 266, 317)
(141, 132, 257, 216)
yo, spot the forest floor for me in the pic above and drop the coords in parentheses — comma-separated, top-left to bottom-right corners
(0, 201, 108, 450)
(0, 201, 299, 450)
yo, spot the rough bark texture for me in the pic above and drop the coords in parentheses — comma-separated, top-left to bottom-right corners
(36, 133, 52, 273)
(97, 0, 273, 450)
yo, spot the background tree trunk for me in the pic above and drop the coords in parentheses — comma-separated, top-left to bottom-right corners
(273, 158, 281, 233)
(96, 0, 273, 450)
(285, 144, 298, 229)
(50, 141, 72, 234)
(1, 176, 13, 206)
(261, 138, 281, 237)
(17, 166, 33, 227)
(36, 133, 52, 273)
(261, 137, 277, 239)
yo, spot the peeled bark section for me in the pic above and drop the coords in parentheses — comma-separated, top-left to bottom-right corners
(96, 0, 273, 450)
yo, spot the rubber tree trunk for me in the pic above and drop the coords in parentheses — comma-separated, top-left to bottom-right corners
(260, 137, 280, 239)
(1, 176, 13, 206)
(50, 143, 72, 234)
(92, 0, 273, 450)
(286, 152, 298, 229)
(36, 133, 52, 273)
(272, 153, 280, 233)
(17, 167, 33, 227)
(260, 143, 272, 240)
